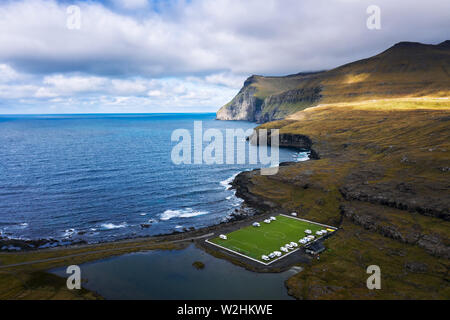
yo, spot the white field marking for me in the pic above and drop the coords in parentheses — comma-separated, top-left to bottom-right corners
(228, 218, 308, 256)
(206, 215, 336, 265)
(279, 214, 338, 230)
(230, 245, 251, 256)
(277, 219, 307, 231)
(263, 231, 287, 240)
(205, 239, 271, 265)
(237, 226, 288, 247)
(220, 233, 267, 255)
(230, 238, 266, 255)
(245, 226, 289, 243)
(206, 237, 303, 266)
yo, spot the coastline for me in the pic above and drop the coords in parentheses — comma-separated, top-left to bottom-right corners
(2, 102, 449, 300)
(0, 156, 318, 300)
(0, 196, 308, 299)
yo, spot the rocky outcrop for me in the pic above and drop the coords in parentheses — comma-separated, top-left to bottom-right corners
(231, 170, 279, 212)
(250, 130, 314, 149)
(216, 76, 264, 121)
(216, 72, 324, 123)
(217, 41, 450, 123)
(340, 204, 450, 259)
(0, 237, 87, 251)
(340, 183, 449, 221)
(255, 87, 322, 123)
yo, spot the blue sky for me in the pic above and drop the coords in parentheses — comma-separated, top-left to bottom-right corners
(0, 0, 449, 114)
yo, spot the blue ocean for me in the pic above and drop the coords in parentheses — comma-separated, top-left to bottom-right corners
(0, 113, 308, 247)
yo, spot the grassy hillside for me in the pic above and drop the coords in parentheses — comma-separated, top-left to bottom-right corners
(317, 41, 450, 103)
(233, 99, 450, 299)
(217, 41, 450, 122)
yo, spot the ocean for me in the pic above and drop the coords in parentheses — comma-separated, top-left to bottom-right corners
(0, 113, 309, 248)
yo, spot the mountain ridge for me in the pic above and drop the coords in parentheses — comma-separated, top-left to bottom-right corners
(217, 40, 450, 123)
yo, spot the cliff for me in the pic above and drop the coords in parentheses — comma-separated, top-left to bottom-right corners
(231, 100, 450, 299)
(216, 72, 323, 122)
(219, 40, 450, 299)
(217, 40, 450, 123)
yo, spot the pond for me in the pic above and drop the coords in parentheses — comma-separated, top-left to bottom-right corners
(51, 244, 297, 300)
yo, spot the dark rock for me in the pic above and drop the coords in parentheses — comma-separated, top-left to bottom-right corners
(340, 204, 450, 259)
(405, 261, 428, 273)
(192, 261, 205, 270)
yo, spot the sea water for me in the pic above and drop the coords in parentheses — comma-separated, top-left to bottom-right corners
(0, 113, 309, 246)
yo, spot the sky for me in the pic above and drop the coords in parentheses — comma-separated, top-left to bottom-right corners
(0, 0, 449, 114)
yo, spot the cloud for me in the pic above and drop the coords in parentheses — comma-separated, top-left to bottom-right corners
(0, 0, 449, 113)
(111, 0, 149, 10)
(0, 64, 25, 83)
(204, 73, 247, 89)
(0, 64, 239, 113)
(43, 75, 108, 94)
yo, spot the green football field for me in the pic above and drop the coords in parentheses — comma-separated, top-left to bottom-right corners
(209, 215, 335, 264)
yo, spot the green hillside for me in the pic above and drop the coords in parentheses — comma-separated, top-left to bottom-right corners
(217, 40, 450, 123)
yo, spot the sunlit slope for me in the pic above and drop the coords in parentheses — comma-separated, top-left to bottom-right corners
(217, 41, 450, 122)
(234, 101, 450, 299)
(318, 41, 450, 103)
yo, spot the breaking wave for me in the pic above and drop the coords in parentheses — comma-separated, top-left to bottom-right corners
(160, 208, 209, 221)
(220, 172, 239, 190)
(101, 222, 128, 230)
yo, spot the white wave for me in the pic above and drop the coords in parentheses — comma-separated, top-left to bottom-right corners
(101, 222, 127, 229)
(63, 228, 76, 237)
(139, 213, 147, 216)
(175, 225, 183, 229)
(160, 208, 208, 221)
(293, 151, 310, 162)
(220, 172, 239, 190)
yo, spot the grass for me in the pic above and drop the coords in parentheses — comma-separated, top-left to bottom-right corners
(238, 101, 450, 298)
(210, 215, 335, 263)
(219, 41, 450, 121)
(0, 236, 188, 299)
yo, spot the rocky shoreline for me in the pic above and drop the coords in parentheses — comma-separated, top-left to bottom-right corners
(2, 105, 448, 299)
(224, 104, 450, 299)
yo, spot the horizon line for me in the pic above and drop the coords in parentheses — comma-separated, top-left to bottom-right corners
(0, 111, 218, 116)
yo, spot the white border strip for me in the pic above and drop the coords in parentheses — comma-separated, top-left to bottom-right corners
(205, 239, 301, 266)
(205, 215, 337, 266)
(279, 214, 338, 230)
(206, 239, 271, 265)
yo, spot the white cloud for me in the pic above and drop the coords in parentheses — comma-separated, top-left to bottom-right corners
(2, 0, 449, 77)
(204, 73, 247, 89)
(148, 90, 162, 97)
(0, 64, 25, 82)
(0, 0, 449, 113)
(0, 64, 238, 113)
(43, 75, 107, 93)
(111, 0, 149, 10)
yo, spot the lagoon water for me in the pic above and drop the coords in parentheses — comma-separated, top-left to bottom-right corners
(51, 244, 296, 299)
(0, 114, 308, 246)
